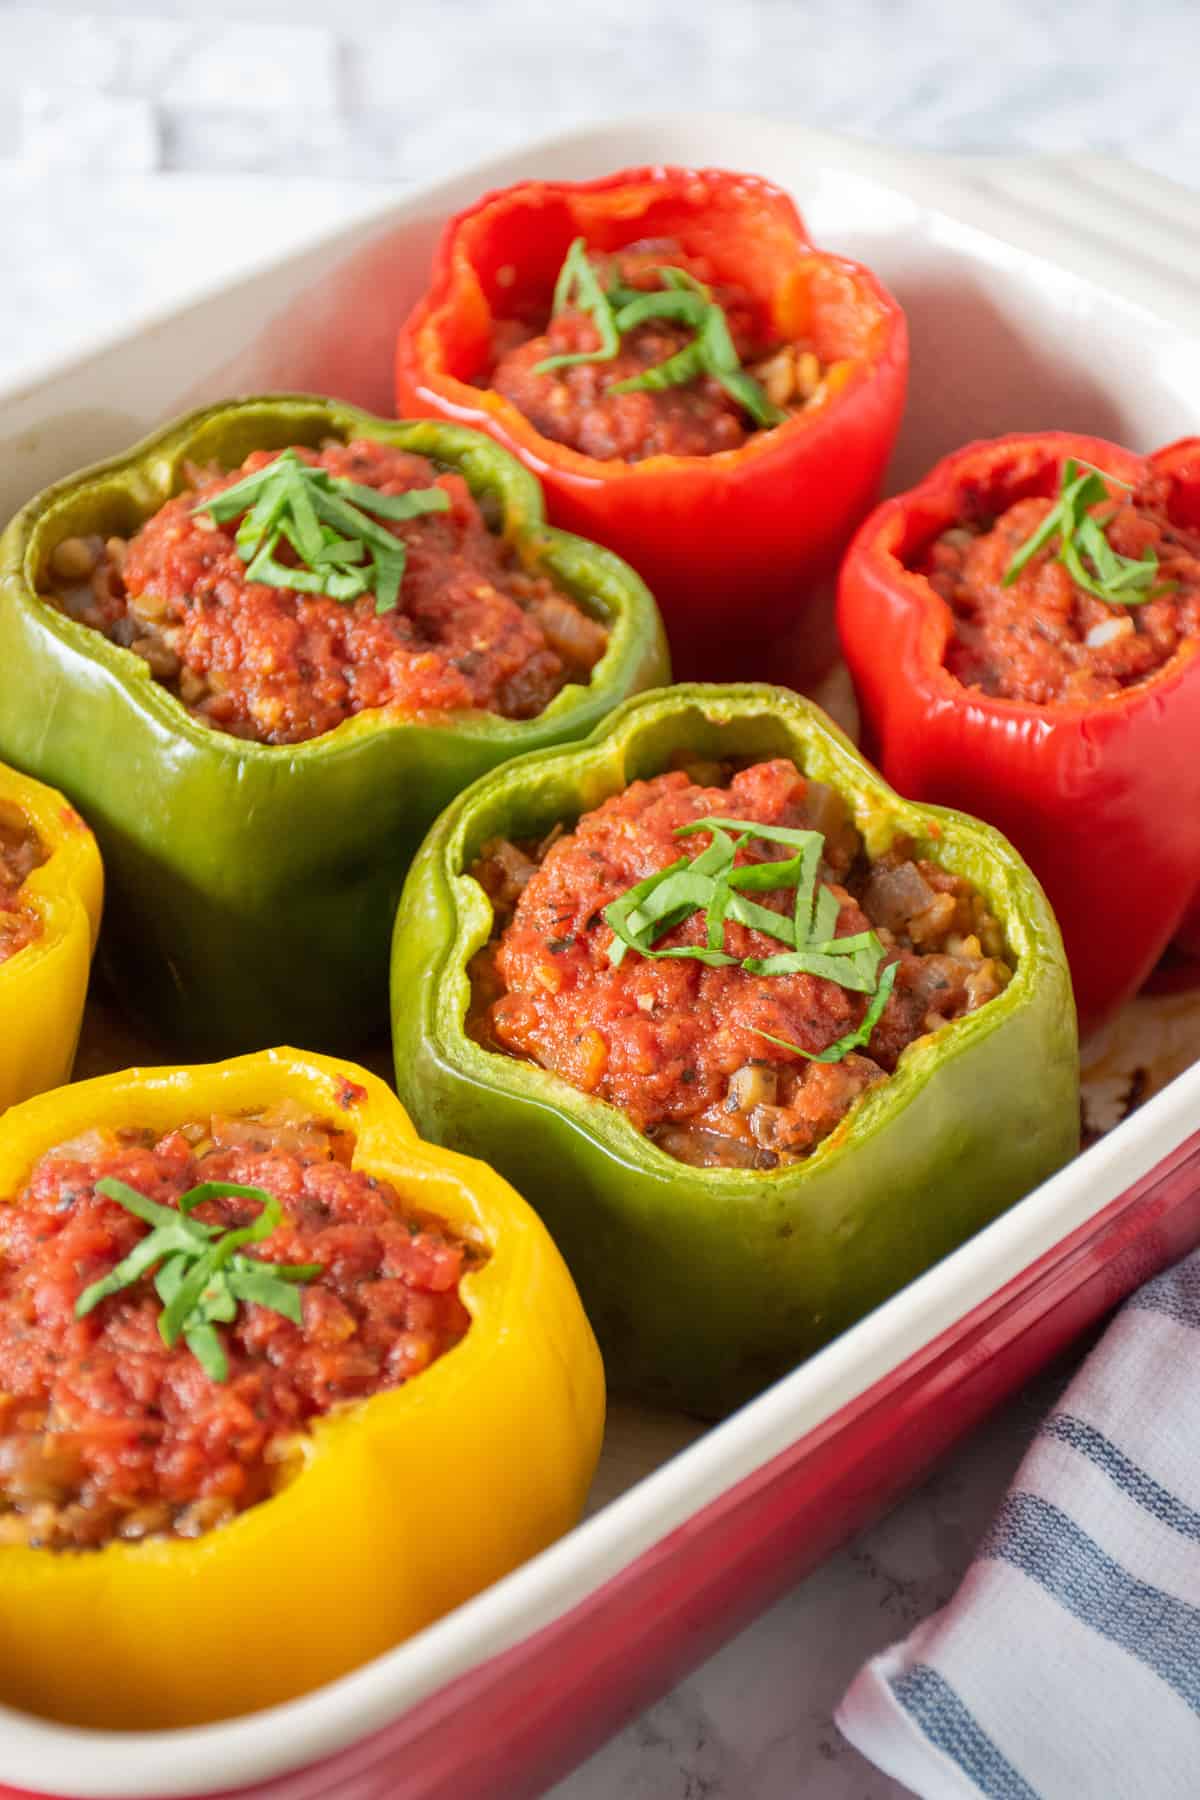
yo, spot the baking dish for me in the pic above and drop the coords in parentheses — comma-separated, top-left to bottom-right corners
(1, 113, 1199, 1800)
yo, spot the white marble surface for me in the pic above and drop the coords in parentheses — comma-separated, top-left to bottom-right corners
(1, 5, 1197, 1796)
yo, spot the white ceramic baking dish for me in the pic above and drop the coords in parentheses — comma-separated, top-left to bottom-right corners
(0, 113, 1198, 1800)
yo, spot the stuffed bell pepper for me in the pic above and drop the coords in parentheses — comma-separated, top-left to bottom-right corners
(0, 762, 102, 1112)
(838, 432, 1200, 1033)
(396, 165, 908, 685)
(0, 395, 667, 1054)
(391, 684, 1077, 1416)
(0, 1048, 603, 1728)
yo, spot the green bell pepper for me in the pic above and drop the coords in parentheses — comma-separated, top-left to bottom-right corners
(390, 683, 1079, 1415)
(0, 396, 668, 1053)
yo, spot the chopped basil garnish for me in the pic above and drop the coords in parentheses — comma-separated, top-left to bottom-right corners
(531, 238, 621, 373)
(601, 815, 894, 1062)
(193, 449, 450, 615)
(1001, 458, 1175, 607)
(532, 240, 787, 428)
(754, 961, 900, 1064)
(75, 1176, 322, 1384)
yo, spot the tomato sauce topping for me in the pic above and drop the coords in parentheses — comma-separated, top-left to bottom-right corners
(44, 440, 608, 745)
(469, 760, 1011, 1169)
(0, 814, 45, 966)
(926, 470, 1200, 704)
(487, 242, 823, 462)
(0, 1102, 484, 1548)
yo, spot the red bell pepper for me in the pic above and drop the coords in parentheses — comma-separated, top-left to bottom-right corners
(837, 430, 1200, 1035)
(395, 164, 907, 687)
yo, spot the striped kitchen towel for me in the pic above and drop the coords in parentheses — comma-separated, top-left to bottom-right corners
(836, 1250, 1200, 1798)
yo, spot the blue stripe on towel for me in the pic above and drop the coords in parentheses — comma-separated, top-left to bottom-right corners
(983, 1491, 1200, 1713)
(888, 1664, 1040, 1799)
(1041, 1414, 1200, 1544)
(1127, 1259, 1200, 1328)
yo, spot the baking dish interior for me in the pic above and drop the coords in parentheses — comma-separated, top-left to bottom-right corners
(0, 116, 1198, 1797)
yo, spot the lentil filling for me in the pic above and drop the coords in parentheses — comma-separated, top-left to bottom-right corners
(488, 242, 824, 462)
(43, 440, 608, 745)
(925, 469, 1200, 705)
(469, 758, 1011, 1169)
(0, 1101, 484, 1549)
(0, 813, 45, 965)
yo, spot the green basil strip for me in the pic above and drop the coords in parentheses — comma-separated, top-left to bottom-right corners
(722, 888, 800, 943)
(308, 486, 402, 556)
(677, 817, 821, 849)
(612, 291, 710, 333)
(183, 1322, 228, 1383)
(533, 238, 621, 373)
(94, 1176, 212, 1235)
(76, 1176, 322, 1380)
(808, 880, 841, 948)
(372, 549, 407, 615)
(1001, 456, 1167, 606)
(76, 1222, 204, 1319)
(659, 267, 711, 297)
(334, 483, 450, 522)
(244, 531, 329, 595)
(235, 473, 294, 561)
(226, 1265, 307, 1324)
(196, 455, 293, 522)
(744, 946, 882, 990)
(754, 957, 899, 1063)
(312, 535, 367, 566)
(607, 342, 706, 396)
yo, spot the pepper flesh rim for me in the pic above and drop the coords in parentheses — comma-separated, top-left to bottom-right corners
(0, 395, 662, 763)
(0, 764, 102, 986)
(0, 1047, 558, 1573)
(401, 163, 906, 484)
(844, 429, 1200, 724)
(398, 681, 1075, 1192)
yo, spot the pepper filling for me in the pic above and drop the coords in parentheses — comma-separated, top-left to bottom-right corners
(925, 468, 1200, 705)
(0, 1101, 484, 1549)
(42, 440, 608, 745)
(468, 758, 1011, 1169)
(487, 241, 824, 462)
(0, 813, 45, 965)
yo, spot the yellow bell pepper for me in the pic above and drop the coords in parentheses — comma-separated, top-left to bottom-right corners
(0, 1048, 605, 1729)
(0, 761, 102, 1113)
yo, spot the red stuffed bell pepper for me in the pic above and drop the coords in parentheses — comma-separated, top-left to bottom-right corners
(396, 165, 908, 687)
(838, 430, 1200, 1035)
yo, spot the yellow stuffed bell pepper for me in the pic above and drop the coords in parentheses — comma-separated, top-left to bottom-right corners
(0, 1048, 604, 1729)
(0, 761, 102, 1112)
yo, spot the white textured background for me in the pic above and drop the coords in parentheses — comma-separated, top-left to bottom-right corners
(2, 4, 1198, 1796)
(3, 0, 1199, 383)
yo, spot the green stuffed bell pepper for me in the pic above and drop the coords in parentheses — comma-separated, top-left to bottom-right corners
(0, 396, 667, 1053)
(391, 683, 1079, 1415)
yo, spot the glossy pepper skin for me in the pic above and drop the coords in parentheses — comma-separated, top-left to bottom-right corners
(837, 432, 1200, 1036)
(395, 165, 908, 687)
(0, 1048, 604, 1730)
(0, 763, 102, 1112)
(0, 396, 668, 1056)
(390, 684, 1078, 1416)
